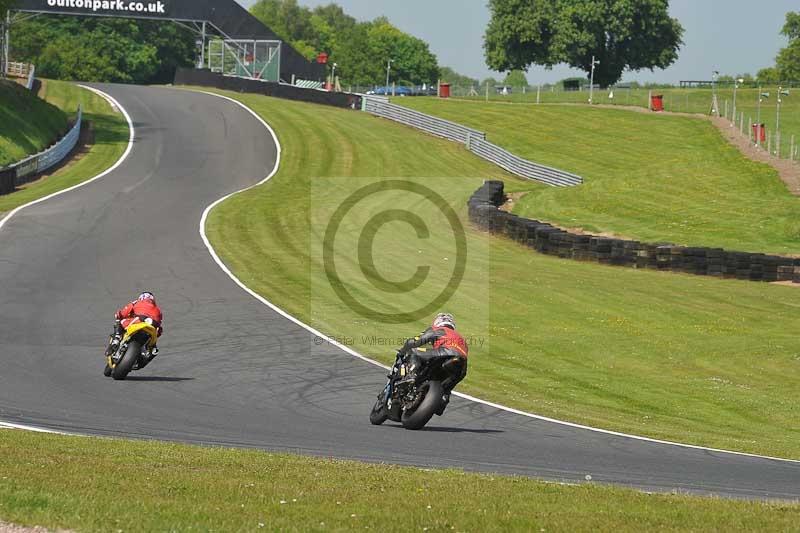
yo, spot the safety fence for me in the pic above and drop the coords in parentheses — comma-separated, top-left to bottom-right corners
(4, 62, 35, 91)
(362, 97, 582, 187)
(468, 181, 800, 283)
(0, 106, 82, 195)
(6, 61, 31, 78)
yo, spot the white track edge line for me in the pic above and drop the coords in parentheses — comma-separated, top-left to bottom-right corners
(192, 89, 800, 466)
(0, 85, 135, 232)
(0, 422, 73, 435)
(0, 85, 134, 436)
(195, 89, 800, 466)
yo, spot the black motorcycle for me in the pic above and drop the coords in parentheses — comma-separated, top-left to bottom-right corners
(369, 351, 460, 430)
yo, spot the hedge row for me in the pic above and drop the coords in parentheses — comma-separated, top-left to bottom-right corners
(468, 181, 800, 283)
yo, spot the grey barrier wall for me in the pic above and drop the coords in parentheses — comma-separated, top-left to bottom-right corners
(0, 105, 82, 196)
(362, 96, 583, 187)
(174, 68, 362, 110)
(468, 181, 800, 283)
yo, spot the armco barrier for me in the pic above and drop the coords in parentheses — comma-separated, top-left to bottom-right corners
(174, 68, 362, 110)
(468, 181, 800, 283)
(0, 106, 82, 195)
(363, 96, 583, 187)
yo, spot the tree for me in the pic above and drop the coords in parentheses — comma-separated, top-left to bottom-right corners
(11, 16, 195, 84)
(439, 66, 478, 87)
(484, 0, 684, 87)
(366, 18, 439, 86)
(250, 1, 439, 86)
(776, 11, 800, 81)
(503, 69, 528, 87)
(481, 77, 500, 88)
(757, 67, 781, 84)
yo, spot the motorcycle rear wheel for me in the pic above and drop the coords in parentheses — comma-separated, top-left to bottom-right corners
(400, 380, 443, 430)
(112, 341, 141, 381)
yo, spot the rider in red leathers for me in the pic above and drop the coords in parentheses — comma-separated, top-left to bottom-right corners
(105, 292, 163, 367)
(398, 312, 468, 414)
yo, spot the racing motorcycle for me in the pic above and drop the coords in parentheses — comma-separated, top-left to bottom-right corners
(103, 318, 159, 380)
(369, 351, 460, 430)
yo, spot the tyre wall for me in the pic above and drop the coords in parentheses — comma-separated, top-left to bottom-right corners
(468, 181, 800, 283)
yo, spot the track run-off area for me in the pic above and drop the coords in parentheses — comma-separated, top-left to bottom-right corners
(0, 84, 798, 500)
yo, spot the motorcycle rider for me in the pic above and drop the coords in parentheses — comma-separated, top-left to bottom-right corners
(397, 312, 468, 414)
(105, 292, 163, 368)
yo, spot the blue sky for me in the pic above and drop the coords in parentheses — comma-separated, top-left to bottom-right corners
(239, 0, 797, 84)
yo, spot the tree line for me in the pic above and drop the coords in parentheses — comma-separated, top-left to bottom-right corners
(248, 0, 439, 87)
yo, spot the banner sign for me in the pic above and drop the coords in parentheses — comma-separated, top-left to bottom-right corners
(24, 0, 169, 17)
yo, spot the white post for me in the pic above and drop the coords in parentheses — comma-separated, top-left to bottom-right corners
(589, 55, 599, 104)
(485, 81, 489, 102)
(536, 84, 540, 104)
(2, 11, 10, 78)
(199, 21, 206, 69)
(724, 100, 728, 120)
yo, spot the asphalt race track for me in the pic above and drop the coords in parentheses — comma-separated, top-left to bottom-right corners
(1, 84, 798, 500)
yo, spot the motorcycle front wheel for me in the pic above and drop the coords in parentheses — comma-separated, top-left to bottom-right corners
(369, 393, 389, 425)
(400, 380, 443, 430)
(111, 341, 141, 381)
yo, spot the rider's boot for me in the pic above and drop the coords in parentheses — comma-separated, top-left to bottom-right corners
(105, 333, 121, 356)
(435, 392, 451, 416)
(138, 346, 159, 369)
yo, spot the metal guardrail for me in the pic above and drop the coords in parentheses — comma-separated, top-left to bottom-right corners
(362, 97, 582, 187)
(468, 136, 583, 187)
(0, 105, 82, 194)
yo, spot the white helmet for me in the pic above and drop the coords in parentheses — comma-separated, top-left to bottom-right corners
(138, 292, 155, 303)
(432, 313, 455, 330)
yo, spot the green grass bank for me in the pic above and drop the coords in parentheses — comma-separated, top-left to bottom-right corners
(1, 430, 798, 532)
(195, 88, 800, 459)
(0, 79, 68, 167)
(400, 97, 800, 255)
(450, 86, 799, 156)
(0, 79, 129, 214)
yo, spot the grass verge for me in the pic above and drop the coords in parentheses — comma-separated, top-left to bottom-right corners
(0, 79, 129, 215)
(1, 430, 798, 532)
(452, 86, 800, 156)
(0, 80, 68, 167)
(399, 97, 800, 255)
(194, 88, 800, 459)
